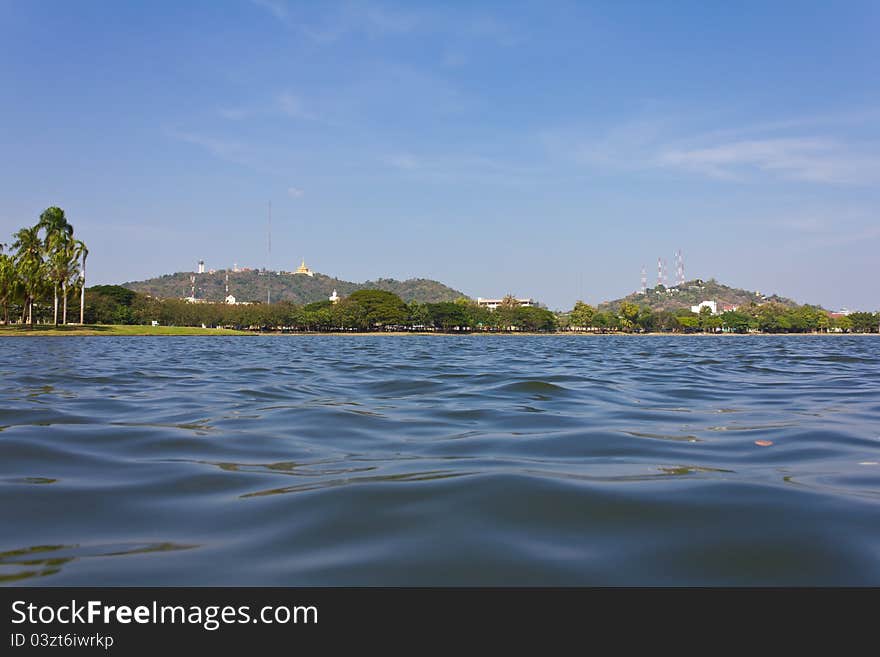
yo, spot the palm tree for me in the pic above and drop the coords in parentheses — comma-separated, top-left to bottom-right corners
(12, 226, 45, 325)
(50, 238, 81, 325)
(0, 244, 17, 324)
(37, 207, 73, 325)
(73, 240, 88, 325)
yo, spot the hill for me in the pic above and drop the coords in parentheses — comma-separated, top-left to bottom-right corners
(598, 278, 804, 313)
(122, 269, 468, 304)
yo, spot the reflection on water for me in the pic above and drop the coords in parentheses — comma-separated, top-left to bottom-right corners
(0, 543, 197, 582)
(0, 335, 879, 585)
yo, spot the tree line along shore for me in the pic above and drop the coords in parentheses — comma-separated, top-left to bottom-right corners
(4, 283, 872, 336)
(2, 207, 878, 335)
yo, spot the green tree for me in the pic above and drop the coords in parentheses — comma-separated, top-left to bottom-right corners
(512, 306, 557, 331)
(569, 301, 595, 329)
(592, 311, 618, 332)
(37, 207, 74, 325)
(833, 315, 853, 332)
(720, 310, 751, 333)
(12, 226, 45, 325)
(407, 301, 430, 328)
(849, 311, 878, 333)
(341, 289, 408, 330)
(0, 245, 19, 324)
(427, 302, 469, 331)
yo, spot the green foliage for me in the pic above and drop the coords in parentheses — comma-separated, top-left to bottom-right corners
(342, 289, 409, 329)
(849, 311, 878, 333)
(426, 302, 469, 331)
(720, 310, 751, 333)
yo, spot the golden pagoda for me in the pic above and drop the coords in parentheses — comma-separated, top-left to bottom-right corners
(293, 259, 314, 277)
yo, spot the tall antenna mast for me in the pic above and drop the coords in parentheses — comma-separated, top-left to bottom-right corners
(640, 266, 647, 294)
(267, 200, 272, 305)
(675, 249, 685, 287)
(657, 257, 663, 288)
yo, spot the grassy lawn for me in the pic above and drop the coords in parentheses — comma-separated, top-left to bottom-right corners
(0, 324, 250, 336)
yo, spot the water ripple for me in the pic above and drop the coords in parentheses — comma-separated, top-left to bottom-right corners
(1, 334, 879, 585)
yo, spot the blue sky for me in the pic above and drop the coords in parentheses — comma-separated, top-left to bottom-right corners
(1, 0, 878, 310)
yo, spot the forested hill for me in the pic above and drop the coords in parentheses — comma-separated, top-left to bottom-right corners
(599, 278, 805, 313)
(122, 270, 468, 304)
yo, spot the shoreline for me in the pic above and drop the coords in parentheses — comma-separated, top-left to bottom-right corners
(0, 325, 875, 337)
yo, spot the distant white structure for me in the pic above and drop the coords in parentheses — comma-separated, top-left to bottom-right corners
(477, 297, 534, 311)
(198, 260, 205, 274)
(329, 289, 340, 304)
(225, 294, 237, 305)
(293, 259, 314, 277)
(691, 300, 717, 315)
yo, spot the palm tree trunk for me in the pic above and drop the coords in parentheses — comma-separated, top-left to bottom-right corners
(62, 282, 68, 325)
(53, 286, 59, 325)
(79, 252, 87, 325)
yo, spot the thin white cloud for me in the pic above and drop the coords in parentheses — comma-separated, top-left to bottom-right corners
(168, 129, 247, 161)
(250, 0, 288, 21)
(249, 1, 518, 47)
(549, 110, 880, 186)
(658, 138, 880, 185)
(278, 93, 316, 120)
(287, 187, 304, 198)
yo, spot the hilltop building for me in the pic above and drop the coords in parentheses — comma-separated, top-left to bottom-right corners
(294, 259, 314, 277)
(477, 297, 534, 311)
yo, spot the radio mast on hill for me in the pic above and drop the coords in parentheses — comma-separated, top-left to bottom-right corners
(675, 249, 685, 286)
(641, 266, 647, 294)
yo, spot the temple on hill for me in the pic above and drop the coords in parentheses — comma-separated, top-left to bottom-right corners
(293, 259, 314, 277)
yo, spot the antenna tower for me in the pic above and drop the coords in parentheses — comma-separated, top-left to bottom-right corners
(640, 267, 647, 294)
(675, 249, 685, 287)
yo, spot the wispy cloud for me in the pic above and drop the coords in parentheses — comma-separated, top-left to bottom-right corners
(277, 93, 317, 120)
(658, 138, 880, 185)
(168, 129, 249, 161)
(249, 1, 519, 47)
(166, 128, 286, 177)
(250, 0, 288, 21)
(548, 110, 880, 186)
(287, 187, 304, 198)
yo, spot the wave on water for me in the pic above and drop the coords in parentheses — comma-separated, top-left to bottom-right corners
(1, 334, 879, 585)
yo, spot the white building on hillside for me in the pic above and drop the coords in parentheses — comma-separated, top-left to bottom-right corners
(691, 300, 717, 315)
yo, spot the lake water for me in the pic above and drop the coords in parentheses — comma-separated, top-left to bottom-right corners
(1, 335, 879, 585)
